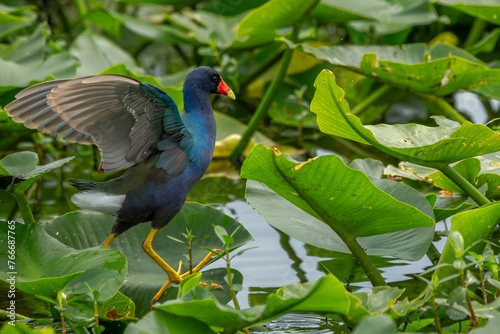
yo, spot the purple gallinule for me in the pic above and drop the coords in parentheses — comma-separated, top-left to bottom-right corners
(5, 66, 235, 305)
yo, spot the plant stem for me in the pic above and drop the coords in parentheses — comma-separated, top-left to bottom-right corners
(415, 93, 468, 123)
(229, 25, 301, 163)
(351, 85, 392, 116)
(427, 243, 441, 265)
(334, 224, 386, 287)
(61, 312, 67, 334)
(12, 189, 35, 224)
(226, 250, 240, 310)
(94, 299, 100, 327)
(74, 0, 88, 18)
(479, 264, 487, 304)
(460, 269, 479, 327)
(188, 242, 193, 275)
(464, 18, 487, 49)
(480, 96, 495, 120)
(436, 164, 490, 206)
(433, 301, 442, 334)
(226, 248, 249, 334)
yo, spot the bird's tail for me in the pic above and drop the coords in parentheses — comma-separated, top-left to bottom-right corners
(69, 178, 125, 215)
(69, 178, 106, 191)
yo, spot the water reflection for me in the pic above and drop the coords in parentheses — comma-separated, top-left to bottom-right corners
(201, 198, 450, 332)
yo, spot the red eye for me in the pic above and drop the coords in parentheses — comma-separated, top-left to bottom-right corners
(212, 75, 218, 83)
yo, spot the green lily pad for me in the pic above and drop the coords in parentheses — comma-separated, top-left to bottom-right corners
(0, 23, 76, 90)
(154, 275, 349, 332)
(288, 41, 500, 98)
(0, 222, 126, 302)
(342, 0, 438, 37)
(310, 70, 500, 166)
(69, 30, 139, 77)
(43, 203, 253, 316)
(0, 152, 74, 192)
(242, 145, 434, 241)
(351, 314, 398, 334)
(346, 286, 430, 327)
(0, 151, 38, 176)
(124, 310, 216, 334)
(246, 179, 434, 261)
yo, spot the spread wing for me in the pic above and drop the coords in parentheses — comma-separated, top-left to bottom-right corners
(5, 75, 190, 174)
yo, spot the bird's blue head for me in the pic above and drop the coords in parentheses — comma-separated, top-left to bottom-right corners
(185, 66, 235, 100)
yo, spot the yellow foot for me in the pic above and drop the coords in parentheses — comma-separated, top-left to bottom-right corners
(150, 249, 224, 308)
(199, 282, 223, 289)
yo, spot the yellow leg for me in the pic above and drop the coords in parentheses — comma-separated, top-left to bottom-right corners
(150, 249, 224, 307)
(101, 234, 116, 248)
(150, 261, 183, 309)
(142, 228, 182, 283)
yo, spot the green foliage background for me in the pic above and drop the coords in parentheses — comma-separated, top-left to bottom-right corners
(2, 0, 500, 333)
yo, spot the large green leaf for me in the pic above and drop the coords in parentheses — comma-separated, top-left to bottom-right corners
(246, 180, 434, 261)
(236, 0, 319, 47)
(69, 30, 139, 77)
(351, 314, 398, 334)
(334, 0, 438, 37)
(242, 145, 434, 240)
(150, 275, 349, 333)
(43, 203, 253, 316)
(289, 41, 500, 98)
(0, 222, 126, 302)
(438, 0, 500, 25)
(124, 310, 216, 334)
(0, 23, 76, 89)
(436, 202, 500, 281)
(0, 152, 74, 192)
(311, 70, 500, 166)
(169, 10, 244, 49)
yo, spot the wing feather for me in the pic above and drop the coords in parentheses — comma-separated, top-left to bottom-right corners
(5, 75, 190, 174)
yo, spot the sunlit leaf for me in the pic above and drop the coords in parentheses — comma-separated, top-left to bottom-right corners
(289, 41, 500, 98)
(310, 70, 500, 166)
(242, 145, 434, 240)
(246, 180, 434, 261)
